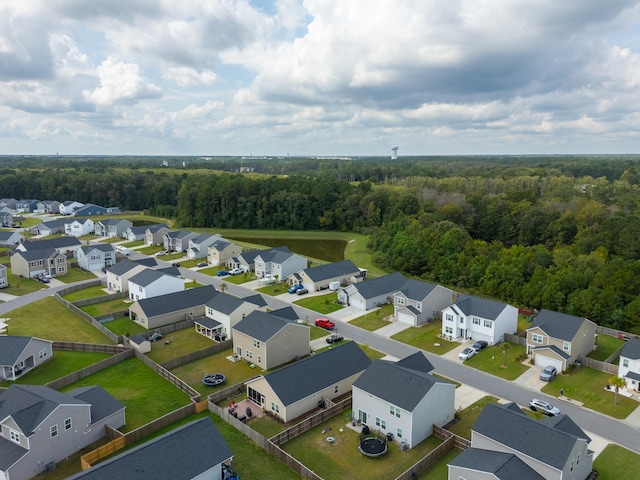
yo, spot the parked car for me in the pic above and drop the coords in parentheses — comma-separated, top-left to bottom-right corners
(315, 318, 335, 330)
(472, 340, 488, 352)
(154, 250, 168, 256)
(529, 398, 560, 416)
(172, 262, 181, 267)
(326, 334, 344, 344)
(36, 273, 50, 283)
(296, 288, 309, 295)
(196, 262, 208, 267)
(216, 270, 230, 277)
(288, 284, 304, 294)
(229, 267, 244, 275)
(539, 365, 558, 381)
(458, 347, 476, 361)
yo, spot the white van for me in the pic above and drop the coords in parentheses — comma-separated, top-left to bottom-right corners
(115, 245, 130, 255)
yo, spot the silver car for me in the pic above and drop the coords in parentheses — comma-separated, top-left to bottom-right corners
(529, 398, 560, 416)
(539, 365, 558, 381)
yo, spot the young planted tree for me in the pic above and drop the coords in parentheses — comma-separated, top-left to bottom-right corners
(501, 342, 511, 368)
(609, 376, 627, 405)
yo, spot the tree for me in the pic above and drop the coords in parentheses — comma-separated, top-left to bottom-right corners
(609, 376, 627, 405)
(501, 342, 511, 368)
(219, 283, 227, 294)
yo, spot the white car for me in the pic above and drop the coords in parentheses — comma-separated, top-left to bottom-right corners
(529, 398, 560, 416)
(458, 347, 476, 360)
(229, 268, 244, 275)
(154, 250, 168, 256)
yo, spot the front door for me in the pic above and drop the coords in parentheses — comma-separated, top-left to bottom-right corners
(359, 410, 367, 424)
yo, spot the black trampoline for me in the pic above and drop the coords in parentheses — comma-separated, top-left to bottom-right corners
(358, 437, 388, 458)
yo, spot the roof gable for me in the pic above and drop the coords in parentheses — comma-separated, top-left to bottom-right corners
(347, 272, 407, 299)
(452, 295, 510, 320)
(301, 259, 360, 282)
(620, 337, 640, 360)
(135, 285, 217, 317)
(0, 336, 52, 366)
(233, 310, 300, 341)
(396, 278, 445, 301)
(528, 309, 591, 341)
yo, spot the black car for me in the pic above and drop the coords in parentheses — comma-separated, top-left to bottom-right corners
(472, 340, 488, 352)
(172, 262, 181, 267)
(326, 334, 344, 344)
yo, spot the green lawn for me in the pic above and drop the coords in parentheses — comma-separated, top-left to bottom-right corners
(541, 366, 639, 419)
(593, 444, 640, 478)
(0, 351, 111, 386)
(294, 292, 344, 315)
(80, 297, 133, 316)
(103, 317, 148, 336)
(421, 447, 461, 480)
(2, 271, 45, 295)
(588, 334, 625, 362)
(244, 413, 288, 438)
(256, 282, 288, 296)
(218, 272, 255, 284)
(146, 328, 220, 364)
(517, 313, 535, 333)
(122, 240, 144, 248)
(5, 297, 113, 343)
(281, 407, 443, 480)
(62, 285, 110, 302)
(447, 396, 500, 439)
(348, 304, 394, 331)
(391, 320, 459, 355)
(463, 343, 529, 380)
(57, 267, 98, 283)
(137, 245, 166, 255)
(61, 357, 190, 431)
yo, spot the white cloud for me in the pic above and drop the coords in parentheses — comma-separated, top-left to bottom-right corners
(163, 67, 217, 87)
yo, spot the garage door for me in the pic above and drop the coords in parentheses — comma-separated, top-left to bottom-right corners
(534, 353, 563, 372)
(397, 312, 414, 326)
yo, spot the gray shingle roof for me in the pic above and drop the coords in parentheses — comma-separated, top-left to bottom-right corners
(452, 294, 510, 320)
(106, 260, 143, 276)
(0, 436, 28, 470)
(68, 386, 125, 424)
(80, 244, 115, 254)
(346, 272, 407, 299)
(165, 230, 194, 239)
(261, 341, 371, 406)
(194, 317, 222, 329)
(135, 285, 217, 317)
(473, 403, 586, 470)
(204, 292, 247, 315)
(255, 246, 293, 263)
(133, 258, 159, 268)
(620, 337, 640, 360)
(233, 310, 303, 342)
(396, 278, 444, 301)
(20, 236, 81, 251)
(532, 344, 570, 360)
(209, 238, 231, 250)
(395, 351, 434, 373)
(145, 224, 169, 233)
(301, 260, 360, 282)
(0, 336, 52, 366)
(528, 309, 591, 342)
(129, 269, 171, 287)
(67, 417, 233, 480)
(13, 247, 59, 261)
(241, 293, 268, 307)
(449, 448, 545, 480)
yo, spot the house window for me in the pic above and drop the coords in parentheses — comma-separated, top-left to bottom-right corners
(138, 286, 143, 292)
(484, 320, 493, 328)
(38, 260, 44, 266)
(271, 402, 280, 414)
(397, 428, 403, 438)
(459, 317, 464, 324)
(335, 385, 339, 394)
(390, 405, 400, 418)
(29, 261, 35, 267)
(39, 348, 48, 359)
(375, 417, 386, 429)
(577, 452, 580, 464)
(247, 351, 253, 359)
(236, 346, 242, 356)
(50, 425, 58, 438)
(571, 460, 574, 472)
(563, 341, 570, 352)
(58, 257, 64, 263)
(532, 333, 543, 343)
(397, 297, 405, 305)
(257, 356, 261, 364)
(65, 418, 72, 431)
(472, 317, 481, 325)
(58, 266, 65, 273)
(445, 326, 453, 334)
(253, 340, 260, 348)
(623, 358, 629, 368)
(416, 302, 422, 310)
(9, 429, 20, 443)
(446, 314, 453, 322)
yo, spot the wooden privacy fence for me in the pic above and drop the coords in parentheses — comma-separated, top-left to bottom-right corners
(72, 291, 128, 308)
(46, 348, 134, 390)
(133, 349, 201, 401)
(160, 340, 233, 370)
(81, 435, 126, 470)
(54, 293, 121, 344)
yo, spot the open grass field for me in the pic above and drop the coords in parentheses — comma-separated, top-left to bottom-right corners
(588, 334, 626, 362)
(79, 297, 133, 316)
(61, 357, 190, 431)
(541, 366, 639, 419)
(593, 444, 640, 478)
(463, 342, 529, 380)
(0, 350, 112, 387)
(446, 396, 500, 439)
(146, 328, 220, 364)
(5, 297, 113, 343)
(61, 285, 110, 302)
(281, 407, 444, 480)
(390, 320, 459, 355)
(294, 292, 344, 315)
(348, 304, 394, 331)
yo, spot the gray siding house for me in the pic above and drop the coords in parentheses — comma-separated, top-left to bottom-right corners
(76, 244, 116, 272)
(288, 259, 363, 292)
(393, 279, 453, 327)
(0, 264, 8, 289)
(0, 336, 54, 381)
(94, 219, 133, 238)
(338, 272, 407, 311)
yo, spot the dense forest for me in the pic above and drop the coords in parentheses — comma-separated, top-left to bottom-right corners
(3, 154, 640, 332)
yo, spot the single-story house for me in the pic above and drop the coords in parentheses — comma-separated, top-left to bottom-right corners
(145, 224, 172, 246)
(244, 341, 371, 423)
(226, 249, 263, 273)
(338, 272, 407, 311)
(0, 264, 8, 289)
(163, 230, 198, 253)
(0, 336, 54, 381)
(76, 244, 116, 272)
(10, 248, 68, 278)
(128, 268, 184, 301)
(94, 219, 133, 238)
(196, 292, 264, 341)
(30, 218, 68, 236)
(208, 238, 242, 267)
(254, 246, 307, 281)
(393, 279, 453, 326)
(64, 218, 95, 236)
(0, 231, 24, 247)
(288, 259, 364, 292)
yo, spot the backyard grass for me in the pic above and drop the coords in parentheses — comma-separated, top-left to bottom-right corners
(103, 317, 147, 336)
(0, 351, 111, 386)
(146, 328, 221, 364)
(246, 414, 288, 438)
(446, 396, 500, 439)
(57, 267, 98, 283)
(281, 407, 444, 480)
(593, 444, 640, 478)
(463, 343, 529, 380)
(5, 297, 113, 343)
(517, 313, 535, 333)
(541, 366, 639, 419)
(420, 447, 461, 480)
(294, 292, 344, 315)
(61, 357, 190, 431)
(349, 304, 395, 331)
(588, 334, 626, 362)
(79, 297, 133, 316)
(2, 271, 45, 295)
(62, 285, 110, 302)
(391, 320, 459, 355)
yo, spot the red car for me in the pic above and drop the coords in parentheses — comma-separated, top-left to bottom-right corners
(315, 318, 335, 330)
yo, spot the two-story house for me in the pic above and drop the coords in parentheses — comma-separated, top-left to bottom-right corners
(526, 309, 596, 372)
(208, 238, 242, 267)
(76, 244, 116, 272)
(94, 219, 133, 238)
(105, 261, 147, 292)
(10, 248, 68, 278)
(288, 259, 364, 292)
(145, 224, 172, 246)
(127, 268, 184, 301)
(617, 338, 640, 391)
(254, 246, 307, 281)
(0, 206, 13, 227)
(0, 264, 8, 289)
(64, 218, 94, 237)
(121, 225, 149, 242)
(393, 279, 453, 326)
(195, 292, 265, 341)
(186, 234, 224, 259)
(163, 230, 198, 253)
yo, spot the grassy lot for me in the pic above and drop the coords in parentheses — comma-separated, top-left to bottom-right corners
(247, 414, 288, 438)
(218, 272, 255, 284)
(391, 320, 459, 355)
(5, 297, 113, 343)
(58, 267, 97, 283)
(137, 245, 166, 255)
(103, 317, 147, 336)
(593, 444, 640, 478)
(79, 297, 133, 316)
(146, 328, 220, 364)
(349, 304, 394, 331)
(256, 282, 289, 296)
(588, 334, 626, 362)
(541, 366, 639, 419)
(281, 407, 444, 480)
(0, 351, 111, 386)
(163, 251, 186, 261)
(294, 292, 344, 315)
(517, 313, 535, 333)
(421, 447, 461, 480)
(2, 271, 45, 295)
(61, 357, 190, 431)
(463, 342, 529, 380)
(62, 285, 110, 302)
(447, 396, 500, 439)
(122, 240, 144, 248)
(309, 323, 333, 340)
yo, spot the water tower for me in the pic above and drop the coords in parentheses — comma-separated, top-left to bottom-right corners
(391, 145, 398, 160)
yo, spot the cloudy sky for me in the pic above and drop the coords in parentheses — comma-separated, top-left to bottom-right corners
(2, 0, 640, 156)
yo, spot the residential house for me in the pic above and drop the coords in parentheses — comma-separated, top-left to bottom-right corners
(225, 249, 263, 273)
(0, 198, 18, 210)
(617, 338, 640, 391)
(0, 231, 24, 247)
(187, 233, 224, 259)
(163, 230, 198, 253)
(30, 219, 68, 236)
(145, 224, 172, 246)
(10, 248, 68, 278)
(64, 218, 95, 237)
(448, 402, 592, 480)
(16, 200, 40, 213)
(76, 244, 116, 272)
(106, 207, 120, 214)
(121, 225, 151, 242)
(288, 259, 363, 292)
(0, 264, 8, 289)
(254, 246, 307, 281)
(59, 200, 84, 215)
(441, 295, 518, 345)
(208, 238, 242, 267)
(127, 268, 184, 301)
(16, 236, 82, 256)
(232, 309, 310, 370)
(0, 206, 13, 227)
(338, 272, 407, 311)
(128, 285, 218, 329)
(244, 341, 371, 423)
(105, 261, 147, 292)
(0, 384, 126, 480)
(41, 200, 60, 214)
(74, 204, 107, 217)
(94, 219, 133, 238)
(526, 309, 597, 372)
(393, 279, 453, 327)
(196, 292, 265, 341)
(0, 336, 54, 381)
(67, 417, 234, 480)
(352, 352, 455, 449)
